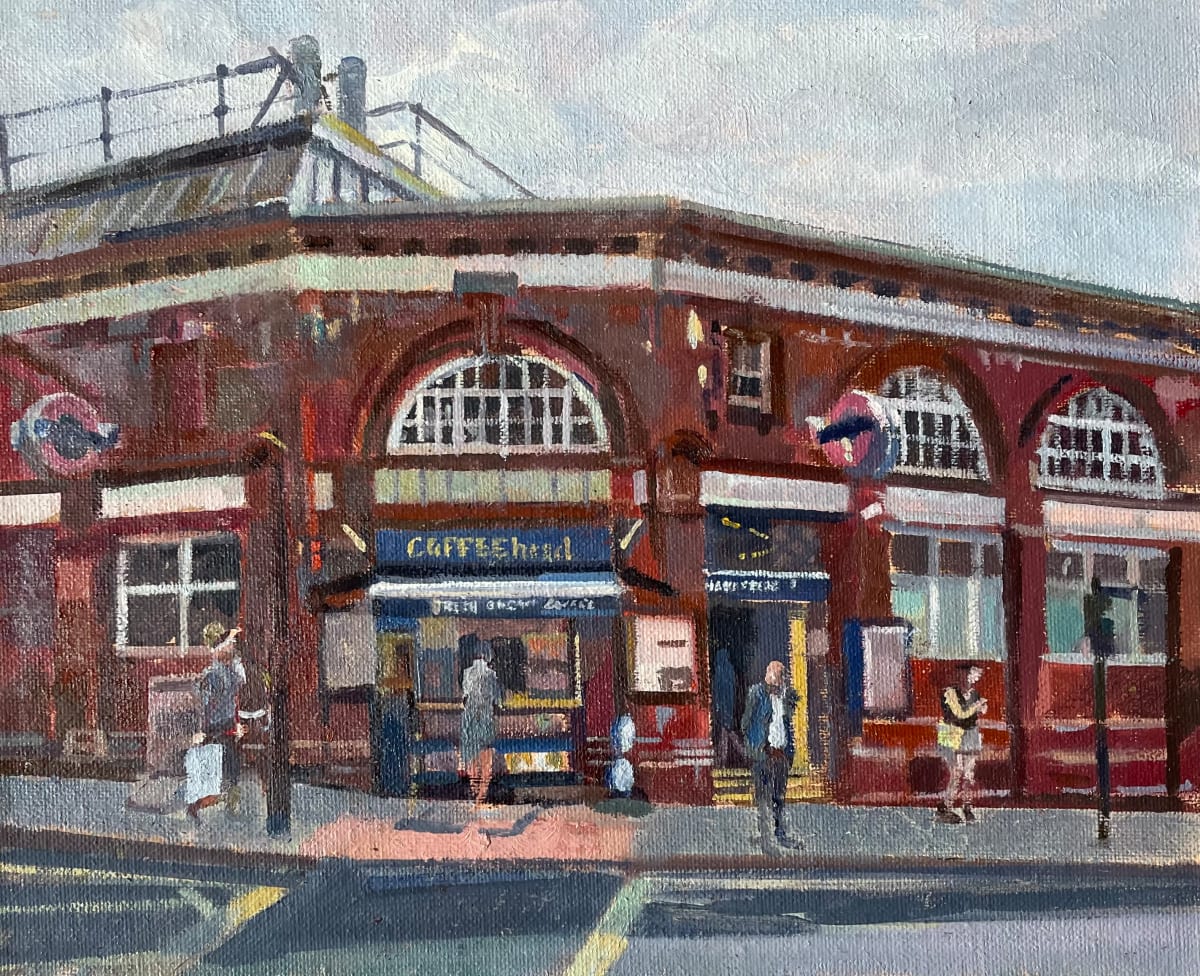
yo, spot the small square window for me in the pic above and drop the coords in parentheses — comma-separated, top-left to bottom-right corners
(1139, 555, 1168, 591)
(117, 536, 241, 651)
(187, 590, 241, 646)
(726, 335, 771, 413)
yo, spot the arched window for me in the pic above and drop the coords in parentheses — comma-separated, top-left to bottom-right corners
(386, 353, 609, 454)
(1037, 387, 1163, 498)
(878, 368, 988, 480)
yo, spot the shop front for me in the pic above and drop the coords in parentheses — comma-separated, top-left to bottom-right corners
(703, 507, 835, 804)
(367, 525, 621, 797)
(1026, 500, 1187, 799)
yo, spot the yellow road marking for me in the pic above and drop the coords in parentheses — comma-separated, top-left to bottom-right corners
(566, 932, 628, 976)
(562, 877, 650, 976)
(226, 884, 287, 928)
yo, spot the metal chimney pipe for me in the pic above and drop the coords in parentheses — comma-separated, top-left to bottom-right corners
(337, 57, 367, 134)
(288, 35, 323, 117)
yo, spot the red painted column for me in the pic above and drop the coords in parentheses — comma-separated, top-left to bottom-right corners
(1007, 462, 1047, 798)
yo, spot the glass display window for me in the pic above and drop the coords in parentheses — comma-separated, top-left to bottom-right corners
(412, 616, 578, 706)
(1045, 543, 1167, 660)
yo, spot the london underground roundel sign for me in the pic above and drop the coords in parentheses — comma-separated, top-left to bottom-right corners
(808, 390, 901, 480)
(10, 393, 120, 476)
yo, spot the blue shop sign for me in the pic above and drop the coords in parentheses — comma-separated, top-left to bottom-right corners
(704, 571, 830, 602)
(377, 527, 612, 574)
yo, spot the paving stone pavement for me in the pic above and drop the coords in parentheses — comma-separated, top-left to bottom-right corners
(3, 774, 1199, 868)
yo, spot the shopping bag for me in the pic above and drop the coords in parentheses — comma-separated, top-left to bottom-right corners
(936, 722, 964, 751)
(184, 742, 223, 804)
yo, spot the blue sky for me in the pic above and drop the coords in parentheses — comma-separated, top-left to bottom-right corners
(3, 0, 1198, 301)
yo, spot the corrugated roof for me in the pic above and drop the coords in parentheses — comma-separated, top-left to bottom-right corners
(0, 117, 441, 267)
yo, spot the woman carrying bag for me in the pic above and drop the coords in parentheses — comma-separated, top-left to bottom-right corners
(186, 623, 246, 819)
(936, 663, 987, 824)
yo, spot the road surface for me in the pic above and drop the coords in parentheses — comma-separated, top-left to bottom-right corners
(3, 848, 1198, 974)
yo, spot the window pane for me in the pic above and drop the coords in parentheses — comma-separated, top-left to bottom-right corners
(1139, 590, 1167, 656)
(891, 534, 928, 575)
(126, 544, 179, 585)
(982, 543, 1003, 578)
(732, 340, 761, 372)
(187, 589, 240, 647)
(891, 584, 928, 654)
(192, 539, 240, 583)
(939, 541, 973, 577)
(1094, 553, 1129, 586)
(414, 618, 461, 702)
(980, 579, 1005, 658)
(1046, 590, 1084, 654)
(1048, 551, 1084, 583)
(1037, 389, 1163, 497)
(127, 594, 180, 646)
(1108, 592, 1137, 656)
(937, 578, 971, 656)
(1140, 555, 1168, 591)
(520, 631, 573, 697)
(486, 636, 529, 694)
(731, 374, 762, 399)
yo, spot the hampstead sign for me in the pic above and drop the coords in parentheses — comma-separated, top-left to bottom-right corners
(705, 571, 830, 602)
(376, 527, 612, 574)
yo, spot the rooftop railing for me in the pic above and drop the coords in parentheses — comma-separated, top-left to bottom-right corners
(0, 36, 533, 201)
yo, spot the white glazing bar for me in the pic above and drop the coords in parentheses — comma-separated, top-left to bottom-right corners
(178, 538, 191, 649)
(115, 546, 129, 647)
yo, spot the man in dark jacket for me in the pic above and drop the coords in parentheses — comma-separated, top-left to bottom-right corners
(741, 660, 803, 851)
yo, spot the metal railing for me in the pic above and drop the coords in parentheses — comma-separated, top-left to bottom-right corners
(0, 38, 534, 201)
(0, 48, 302, 193)
(366, 101, 534, 200)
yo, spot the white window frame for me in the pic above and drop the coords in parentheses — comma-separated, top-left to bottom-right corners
(888, 526, 1005, 661)
(1037, 387, 1164, 499)
(878, 367, 988, 480)
(115, 535, 240, 654)
(1044, 541, 1168, 663)
(726, 334, 771, 412)
(386, 353, 609, 455)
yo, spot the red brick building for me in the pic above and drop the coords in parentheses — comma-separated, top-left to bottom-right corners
(4, 95, 1200, 811)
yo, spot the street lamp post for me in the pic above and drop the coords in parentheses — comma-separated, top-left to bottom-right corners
(244, 431, 292, 835)
(1084, 576, 1114, 841)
